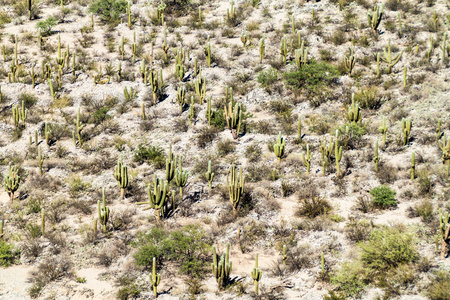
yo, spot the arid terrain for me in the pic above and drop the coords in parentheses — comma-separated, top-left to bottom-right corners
(0, 0, 450, 299)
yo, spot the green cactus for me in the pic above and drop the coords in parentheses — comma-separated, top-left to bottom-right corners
(137, 175, 168, 222)
(131, 32, 136, 63)
(436, 118, 442, 140)
(139, 61, 149, 84)
(73, 107, 84, 147)
(157, 1, 166, 25)
(379, 116, 388, 146)
(401, 117, 412, 146)
(280, 35, 288, 64)
(439, 209, 450, 259)
(206, 96, 212, 126)
(174, 157, 188, 199)
(126, 2, 131, 28)
(240, 30, 248, 48)
(2, 164, 19, 201)
(195, 75, 207, 104)
(320, 139, 334, 175)
(403, 65, 407, 88)
(118, 36, 124, 61)
(440, 32, 448, 63)
(212, 243, 232, 289)
(176, 87, 186, 113)
(93, 218, 97, 240)
(45, 122, 53, 146)
(224, 102, 242, 139)
(166, 144, 177, 184)
(297, 115, 302, 143)
(347, 94, 361, 124)
(302, 144, 312, 173)
(382, 39, 404, 74)
(282, 245, 287, 266)
(0, 219, 4, 240)
(12, 100, 28, 128)
(335, 144, 343, 175)
(98, 188, 110, 232)
(227, 164, 244, 216)
(373, 140, 379, 172)
(227, 1, 236, 23)
(150, 257, 161, 298)
(41, 208, 45, 236)
(439, 134, 450, 176)
(294, 41, 308, 70)
(251, 253, 262, 295)
(259, 38, 265, 63)
(343, 47, 356, 76)
(411, 151, 415, 180)
(205, 160, 214, 191)
(37, 146, 44, 175)
(189, 96, 195, 126)
(376, 52, 381, 78)
(124, 87, 136, 101)
(205, 42, 211, 67)
(114, 156, 128, 199)
(29, 65, 37, 88)
(149, 69, 159, 105)
(367, 4, 384, 33)
(274, 132, 286, 161)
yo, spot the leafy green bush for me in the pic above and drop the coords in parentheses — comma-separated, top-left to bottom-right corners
(133, 144, 165, 168)
(427, 270, 450, 300)
(36, 17, 57, 36)
(331, 261, 370, 297)
(257, 68, 278, 90)
(369, 185, 397, 208)
(89, 0, 128, 24)
(209, 109, 226, 130)
(0, 241, 16, 267)
(92, 107, 111, 125)
(134, 225, 212, 278)
(359, 226, 418, 272)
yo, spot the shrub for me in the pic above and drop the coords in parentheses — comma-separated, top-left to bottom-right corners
(134, 224, 211, 278)
(359, 226, 418, 272)
(296, 196, 332, 218)
(36, 17, 57, 36)
(245, 143, 262, 163)
(369, 185, 397, 209)
(0, 241, 17, 267)
(331, 261, 370, 298)
(197, 126, 218, 148)
(89, 0, 128, 24)
(345, 218, 373, 242)
(133, 144, 165, 168)
(216, 139, 235, 156)
(257, 68, 278, 90)
(427, 271, 450, 300)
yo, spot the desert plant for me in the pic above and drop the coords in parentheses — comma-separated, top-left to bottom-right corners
(369, 185, 397, 209)
(98, 188, 110, 232)
(0, 241, 16, 267)
(149, 257, 161, 298)
(166, 144, 177, 183)
(367, 4, 383, 33)
(273, 132, 286, 161)
(2, 163, 20, 201)
(212, 243, 232, 289)
(89, 0, 128, 24)
(343, 47, 356, 76)
(410, 151, 415, 180)
(379, 116, 388, 145)
(73, 107, 84, 147)
(302, 144, 312, 173)
(36, 16, 57, 36)
(439, 134, 450, 176)
(137, 175, 168, 222)
(227, 164, 244, 216)
(37, 146, 44, 175)
(427, 270, 450, 300)
(205, 160, 214, 191)
(373, 140, 379, 172)
(224, 102, 242, 139)
(346, 94, 361, 124)
(259, 38, 265, 63)
(114, 156, 128, 199)
(382, 39, 404, 74)
(401, 117, 412, 146)
(439, 209, 450, 259)
(296, 196, 332, 218)
(251, 253, 262, 295)
(174, 157, 188, 199)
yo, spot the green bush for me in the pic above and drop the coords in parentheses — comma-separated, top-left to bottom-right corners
(36, 17, 57, 36)
(359, 226, 418, 272)
(331, 261, 370, 297)
(257, 68, 278, 90)
(134, 225, 212, 278)
(0, 241, 16, 267)
(427, 271, 450, 300)
(133, 144, 165, 169)
(92, 107, 111, 125)
(369, 185, 397, 208)
(89, 0, 128, 24)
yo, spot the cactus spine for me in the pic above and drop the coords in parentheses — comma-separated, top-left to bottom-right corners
(251, 253, 262, 295)
(303, 144, 311, 173)
(401, 118, 412, 146)
(411, 151, 415, 180)
(205, 160, 214, 191)
(3, 163, 20, 201)
(439, 209, 450, 259)
(150, 257, 161, 298)
(274, 132, 286, 161)
(212, 243, 232, 289)
(227, 164, 244, 216)
(379, 116, 388, 146)
(98, 188, 110, 232)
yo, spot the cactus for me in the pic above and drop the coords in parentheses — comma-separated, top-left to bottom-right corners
(162, 31, 169, 61)
(274, 132, 286, 161)
(114, 156, 128, 199)
(137, 175, 168, 221)
(206, 96, 212, 126)
(12, 100, 28, 128)
(227, 164, 244, 216)
(439, 209, 450, 259)
(93, 218, 97, 240)
(224, 102, 242, 139)
(401, 117, 412, 146)
(177, 87, 186, 113)
(118, 36, 125, 61)
(376, 52, 381, 78)
(157, 1, 166, 25)
(373, 140, 379, 172)
(150, 257, 161, 298)
(139, 61, 149, 84)
(294, 42, 308, 70)
(98, 188, 110, 232)
(9, 59, 17, 83)
(0, 219, 4, 240)
(320, 139, 334, 175)
(73, 107, 84, 147)
(382, 39, 404, 74)
(335, 144, 343, 175)
(205, 160, 214, 191)
(174, 157, 188, 199)
(48, 78, 55, 100)
(379, 116, 388, 146)
(411, 151, 415, 180)
(440, 32, 448, 63)
(439, 134, 450, 176)
(2, 163, 20, 201)
(175, 63, 185, 81)
(37, 146, 44, 175)
(251, 253, 262, 295)
(212, 243, 232, 289)
(259, 38, 265, 63)
(41, 208, 45, 236)
(149, 70, 159, 105)
(403, 65, 407, 88)
(28, 0, 32, 20)
(302, 144, 312, 173)
(240, 30, 248, 48)
(205, 42, 211, 67)
(297, 116, 302, 143)
(126, 2, 131, 28)
(280, 35, 288, 64)
(195, 75, 206, 104)
(343, 47, 356, 76)
(436, 118, 442, 140)
(227, 1, 236, 23)
(124, 87, 136, 101)
(189, 96, 195, 126)
(282, 245, 287, 266)
(29, 65, 37, 88)
(131, 32, 136, 63)
(367, 4, 383, 33)
(166, 144, 177, 183)
(346, 94, 361, 124)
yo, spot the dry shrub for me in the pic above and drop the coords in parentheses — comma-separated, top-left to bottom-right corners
(197, 126, 218, 148)
(376, 163, 398, 184)
(345, 218, 373, 242)
(296, 196, 332, 218)
(97, 240, 129, 267)
(286, 244, 315, 272)
(354, 194, 374, 213)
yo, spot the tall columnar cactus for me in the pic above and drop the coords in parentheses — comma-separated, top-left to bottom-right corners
(98, 188, 110, 232)
(382, 39, 404, 74)
(436, 118, 442, 140)
(12, 100, 28, 128)
(114, 156, 128, 199)
(335, 144, 343, 175)
(401, 118, 412, 146)
(126, 2, 132, 28)
(118, 36, 125, 60)
(282, 245, 287, 266)
(343, 47, 356, 76)
(41, 208, 45, 236)
(205, 42, 211, 67)
(29, 65, 37, 88)
(206, 96, 212, 126)
(273, 132, 286, 161)
(177, 87, 186, 113)
(0, 219, 4, 240)
(73, 107, 83, 147)
(205, 160, 214, 191)
(373, 140, 379, 172)
(251, 253, 262, 295)
(166, 144, 177, 183)
(297, 115, 302, 143)
(280, 35, 288, 64)
(367, 4, 384, 33)
(174, 157, 188, 199)
(439, 134, 450, 176)
(259, 38, 265, 63)
(347, 94, 361, 124)
(189, 96, 195, 126)
(138, 175, 168, 221)
(439, 209, 450, 259)
(227, 164, 244, 216)
(37, 146, 44, 175)
(294, 42, 308, 70)
(411, 151, 415, 180)
(227, 1, 236, 22)
(320, 139, 334, 175)
(3, 163, 20, 201)
(302, 144, 312, 173)
(195, 75, 206, 104)
(212, 243, 232, 289)
(379, 116, 388, 146)
(149, 69, 159, 105)
(150, 257, 161, 298)
(131, 32, 136, 63)
(224, 102, 242, 139)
